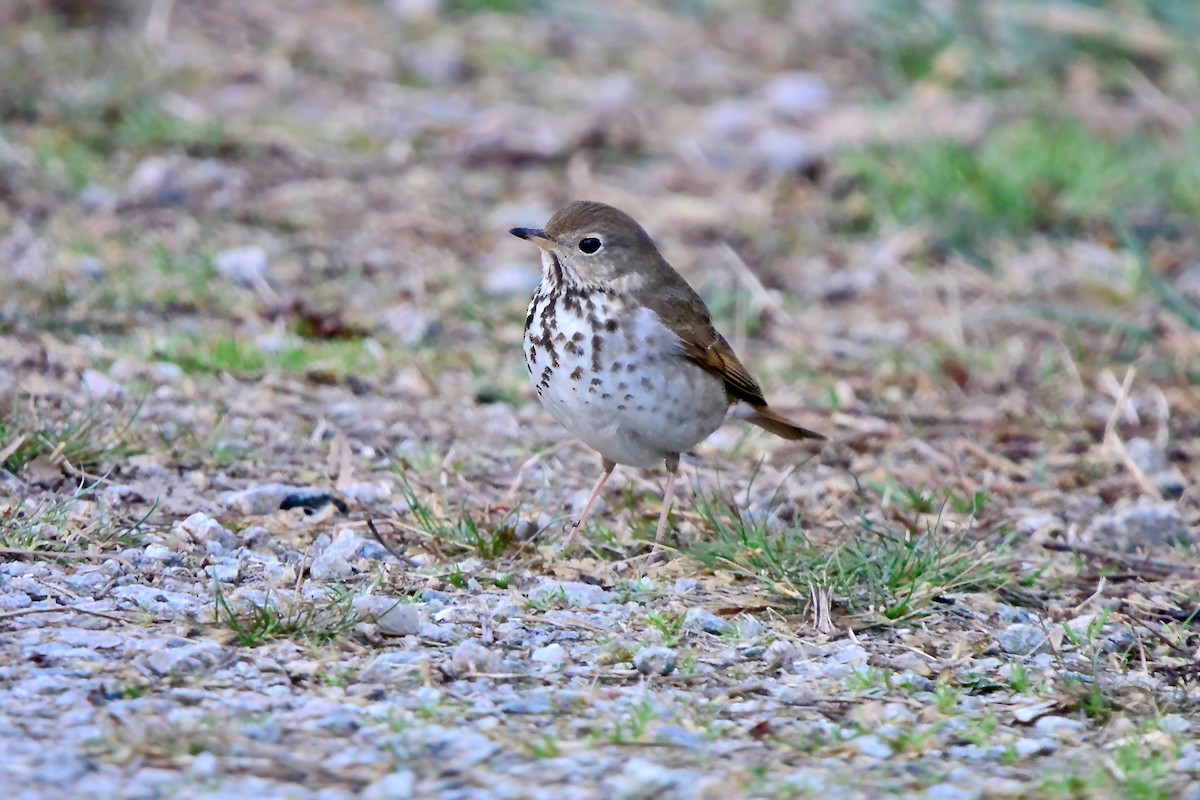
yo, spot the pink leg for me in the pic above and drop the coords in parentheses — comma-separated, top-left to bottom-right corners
(653, 454, 680, 546)
(559, 458, 616, 551)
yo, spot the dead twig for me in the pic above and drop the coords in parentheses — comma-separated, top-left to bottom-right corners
(366, 517, 419, 567)
(0, 547, 130, 562)
(989, 1, 1176, 57)
(1133, 620, 1196, 661)
(1042, 540, 1198, 579)
(0, 604, 145, 624)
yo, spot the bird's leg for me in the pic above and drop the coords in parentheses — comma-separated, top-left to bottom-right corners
(559, 458, 616, 552)
(653, 453, 680, 548)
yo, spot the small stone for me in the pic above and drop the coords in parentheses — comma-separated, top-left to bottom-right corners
(736, 616, 764, 639)
(419, 621, 454, 643)
(79, 184, 117, 212)
(566, 487, 605, 520)
(150, 361, 184, 383)
(318, 711, 361, 736)
(352, 596, 420, 636)
(1101, 625, 1136, 653)
(998, 623, 1052, 656)
(1016, 513, 1063, 537)
(33, 753, 89, 785)
(74, 255, 106, 279)
(204, 561, 239, 582)
(703, 99, 759, 139)
(358, 651, 427, 684)
(81, 369, 123, 400)
(215, 246, 268, 286)
(531, 643, 565, 667)
(785, 771, 830, 793)
(655, 725, 704, 749)
(384, 307, 439, 346)
(1156, 470, 1186, 499)
(59, 628, 124, 648)
(125, 155, 184, 205)
(882, 702, 916, 725)
(763, 72, 830, 117)
(310, 528, 383, 580)
(714, 647, 740, 667)
(753, 128, 820, 174)
(450, 638, 501, 676)
(996, 604, 1037, 624)
(633, 646, 677, 676)
(177, 512, 233, 545)
(190, 752, 218, 777)
(946, 744, 985, 762)
(831, 643, 870, 666)
(902, 674, 936, 692)
(341, 481, 391, 506)
(362, 770, 416, 800)
(922, 785, 980, 800)
(671, 578, 699, 595)
(847, 734, 893, 759)
(254, 332, 291, 354)
(309, 552, 352, 581)
(114, 585, 204, 615)
(422, 727, 498, 770)
(1179, 752, 1200, 775)
(603, 758, 679, 799)
(1015, 738, 1056, 758)
(385, 0, 437, 22)
(1125, 437, 1168, 474)
(764, 640, 795, 671)
(421, 589, 452, 606)
(502, 693, 554, 715)
(64, 569, 110, 595)
(1160, 714, 1191, 736)
(141, 543, 175, 561)
(145, 640, 223, 676)
(403, 38, 467, 85)
(1063, 613, 1098, 640)
(221, 483, 300, 515)
(684, 607, 728, 635)
(1086, 498, 1192, 551)
(1012, 700, 1057, 724)
(529, 579, 613, 607)
(328, 401, 360, 424)
(7, 574, 48, 600)
(1034, 715, 1085, 742)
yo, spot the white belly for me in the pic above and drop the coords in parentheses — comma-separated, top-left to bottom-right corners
(524, 293, 729, 468)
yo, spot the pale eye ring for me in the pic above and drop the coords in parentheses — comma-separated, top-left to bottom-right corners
(578, 236, 602, 254)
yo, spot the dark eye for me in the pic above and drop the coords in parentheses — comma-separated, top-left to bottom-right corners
(578, 237, 602, 254)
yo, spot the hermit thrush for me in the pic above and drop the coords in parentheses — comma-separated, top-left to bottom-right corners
(511, 201, 823, 551)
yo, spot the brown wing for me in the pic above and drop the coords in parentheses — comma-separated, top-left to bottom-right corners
(642, 277, 768, 407)
(679, 330, 767, 406)
(670, 316, 826, 440)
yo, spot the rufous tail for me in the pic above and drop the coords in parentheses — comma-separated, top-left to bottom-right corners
(739, 404, 825, 441)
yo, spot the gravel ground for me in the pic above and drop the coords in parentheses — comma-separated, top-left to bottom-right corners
(4, 509, 1195, 800)
(2, 1, 1199, 798)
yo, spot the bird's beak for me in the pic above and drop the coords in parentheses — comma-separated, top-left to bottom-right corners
(509, 227, 556, 251)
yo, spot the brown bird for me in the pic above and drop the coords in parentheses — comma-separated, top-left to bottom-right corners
(511, 201, 823, 550)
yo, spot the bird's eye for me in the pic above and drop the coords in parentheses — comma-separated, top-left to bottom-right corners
(578, 237, 602, 254)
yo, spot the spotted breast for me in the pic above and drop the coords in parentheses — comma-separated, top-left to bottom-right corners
(523, 286, 729, 469)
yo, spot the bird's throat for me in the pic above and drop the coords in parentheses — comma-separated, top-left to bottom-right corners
(541, 251, 564, 289)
